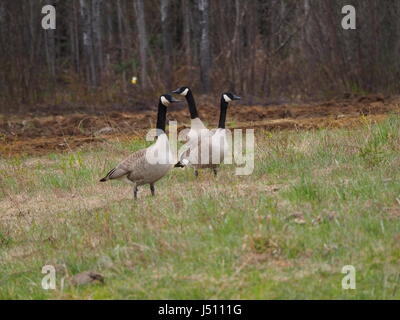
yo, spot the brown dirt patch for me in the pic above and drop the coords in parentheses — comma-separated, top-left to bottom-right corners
(1, 95, 399, 156)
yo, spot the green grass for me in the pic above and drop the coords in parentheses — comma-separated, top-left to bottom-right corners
(0, 116, 400, 299)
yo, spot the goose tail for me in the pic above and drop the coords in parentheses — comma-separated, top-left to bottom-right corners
(174, 159, 189, 168)
(174, 162, 185, 168)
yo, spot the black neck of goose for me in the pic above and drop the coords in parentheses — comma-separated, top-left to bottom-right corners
(186, 90, 199, 119)
(218, 98, 228, 129)
(156, 102, 167, 135)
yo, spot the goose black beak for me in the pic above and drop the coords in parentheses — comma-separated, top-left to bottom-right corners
(172, 89, 181, 94)
(232, 95, 241, 101)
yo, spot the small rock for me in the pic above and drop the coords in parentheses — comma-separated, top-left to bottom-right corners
(70, 271, 104, 286)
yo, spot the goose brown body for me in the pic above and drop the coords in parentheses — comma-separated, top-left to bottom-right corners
(100, 94, 177, 199)
(100, 146, 173, 187)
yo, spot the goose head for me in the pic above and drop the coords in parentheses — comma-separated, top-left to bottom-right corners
(222, 92, 241, 103)
(172, 86, 190, 96)
(160, 94, 179, 106)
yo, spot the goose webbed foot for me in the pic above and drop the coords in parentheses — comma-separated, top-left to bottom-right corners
(133, 186, 138, 200)
(194, 170, 199, 178)
(150, 183, 155, 196)
(213, 168, 218, 176)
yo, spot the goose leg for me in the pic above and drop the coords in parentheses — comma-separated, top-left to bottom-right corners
(194, 169, 199, 178)
(133, 185, 138, 200)
(213, 168, 218, 176)
(150, 183, 155, 196)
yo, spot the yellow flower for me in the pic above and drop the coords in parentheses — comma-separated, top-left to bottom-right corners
(131, 76, 137, 85)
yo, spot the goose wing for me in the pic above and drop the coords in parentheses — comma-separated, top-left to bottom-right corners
(100, 148, 147, 181)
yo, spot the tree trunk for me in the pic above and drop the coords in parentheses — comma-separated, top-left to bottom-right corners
(73, 0, 80, 73)
(182, 0, 191, 66)
(44, 18, 56, 80)
(133, 0, 149, 89)
(198, 0, 211, 92)
(92, 0, 103, 73)
(301, 0, 311, 59)
(161, 0, 172, 89)
(80, 0, 97, 86)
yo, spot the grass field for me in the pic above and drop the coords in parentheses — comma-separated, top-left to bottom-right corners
(1, 115, 399, 299)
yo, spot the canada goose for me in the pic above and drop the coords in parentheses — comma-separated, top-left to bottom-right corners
(209, 92, 241, 173)
(100, 94, 178, 199)
(175, 91, 241, 176)
(172, 86, 210, 175)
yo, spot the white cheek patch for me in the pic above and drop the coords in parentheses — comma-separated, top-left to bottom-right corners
(223, 94, 232, 102)
(182, 88, 189, 96)
(161, 96, 170, 106)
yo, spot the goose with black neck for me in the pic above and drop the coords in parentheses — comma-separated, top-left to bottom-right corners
(100, 94, 179, 199)
(173, 90, 241, 177)
(209, 92, 241, 175)
(172, 86, 210, 174)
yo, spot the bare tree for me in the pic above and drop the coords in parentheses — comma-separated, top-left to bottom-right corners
(72, 0, 81, 73)
(1, 0, 400, 110)
(80, 0, 97, 86)
(182, 0, 192, 67)
(133, 0, 149, 89)
(198, 0, 211, 92)
(161, 0, 172, 89)
(92, 0, 103, 72)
